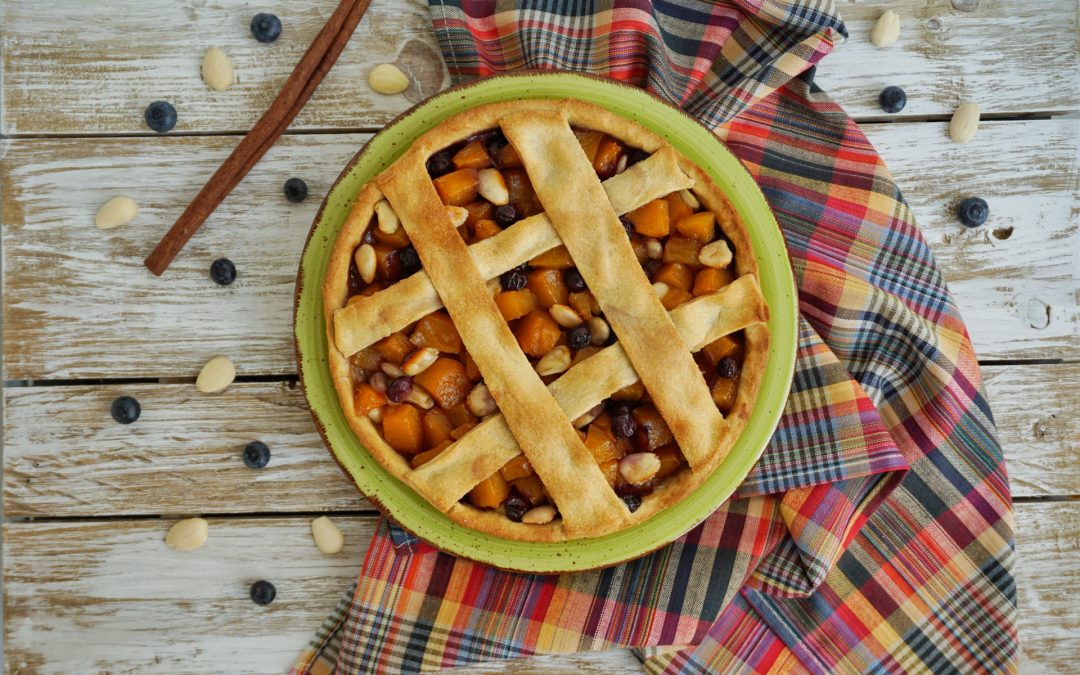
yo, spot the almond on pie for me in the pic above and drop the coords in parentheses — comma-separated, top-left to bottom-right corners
(322, 99, 769, 542)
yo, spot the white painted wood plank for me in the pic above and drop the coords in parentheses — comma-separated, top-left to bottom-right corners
(3, 120, 1075, 380)
(4, 363, 1076, 517)
(1, 0, 1077, 137)
(4, 504, 1073, 673)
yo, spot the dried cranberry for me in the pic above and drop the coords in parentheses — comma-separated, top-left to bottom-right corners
(501, 269, 527, 291)
(347, 259, 364, 296)
(621, 494, 642, 513)
(387, 377, 412, 403)
(399, 246, 421, 277)
(717, 357, 740, 379)
(608, 401, 631, 417)
(626, 148, 650, 166)
(504, 493, 529, 522)
(612, 412, 636, 439)
(643, 259, 662, 280)
(564, 268, 586, 293)
(567, 324, 591, 350)
(493, 203, 520, 227)
(619, 216, 634, 237)
(426, 151, 453, 177)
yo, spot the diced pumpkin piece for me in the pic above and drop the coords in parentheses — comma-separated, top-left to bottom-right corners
(654, 444, 684, 481)
(529, 245, 574, 269)
(593, 137, 623, 178)
(452, 139, 493, 170)
(422, 408, 454, 447)
(495, 143, 523, 169)
(591, 411, 612, 432)
(626, 198, 670, 238)
(372, 244, 402, 281)
(568, 291, 597, 320)
(662, 236, 703, 266)
(411, 440, 453, 468)
(463, 200, 494, 228)
(494, 289, 538, 322)
(654, 263, 694, 292)
(512, 474, 548, 505)
(504, 169, 541, 216)
(410, 312, 463, 354)
(710, 376, 738, 414)
(693, 267, 735, 296)
(413, 357, 471, 409)
(515, 309, 562, 358)
(450, 421, 477, 440)
(372, 223, 411, 248)
(585, 424, 620, 464)
(526, 268, 569, 308)
(661, 287, 694, 310)
(433, 168, 479, 206)
(374, 331, 413, 365)
(499, 455, 533, 482)
(462, 350, 482, 381)
(471, 218, 502, 241)
(354, 383, 388, 416)
(574, 130, 604, 163)
(674, 211, 716, 242)
(381, 403, 424, 455)
(632, 406, 675, 451)
(468, 471, 510, 509)
(445, 402, 478, 428)
(665, 192, 694, 225)
(597, 458, 620, 487)
(701, 334, 743, 366)
(612, 381, 645, 402)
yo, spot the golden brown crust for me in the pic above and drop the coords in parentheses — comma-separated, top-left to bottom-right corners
(321, 98, 770, 542)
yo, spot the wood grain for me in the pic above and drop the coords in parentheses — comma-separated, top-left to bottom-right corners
(1, 0, 1077, 136)
(3, 120, 1076, 380)
(5, 364, 1077, 517)
(4, 504, 1074, 673)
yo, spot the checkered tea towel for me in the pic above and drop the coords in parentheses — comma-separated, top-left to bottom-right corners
(294, 1, 1016, 672)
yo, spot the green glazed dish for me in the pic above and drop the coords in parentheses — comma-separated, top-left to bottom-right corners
(295, 72, 797, 573)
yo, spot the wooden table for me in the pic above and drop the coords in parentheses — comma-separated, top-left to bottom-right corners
(2, 1, 1076, 671)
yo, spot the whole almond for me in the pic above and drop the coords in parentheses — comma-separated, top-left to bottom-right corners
(201, 47, 234, 91)
(368, 63, 409, 95)
(699, 240, 733, 268)
(165, 517, 208, 551)
(870, 10, 900, 47)
(310, 516, 345, 554)
(521, 505, 557, 525)
(950, 103, 980, 143)
(95, 196, 138, 230)
(196, 356, 235, 393)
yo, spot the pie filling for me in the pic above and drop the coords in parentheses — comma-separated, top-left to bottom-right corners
(344, 127, 746, 524)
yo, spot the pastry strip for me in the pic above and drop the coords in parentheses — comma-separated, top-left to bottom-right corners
(502, 111, 726, 471)
(377, 155, 628, 536)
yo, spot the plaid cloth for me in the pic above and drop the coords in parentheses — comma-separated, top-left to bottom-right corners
(294, 1, 1017, 672)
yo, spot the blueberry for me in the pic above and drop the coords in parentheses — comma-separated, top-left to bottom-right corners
(493, 203, 520, 227)
(283, 177, 308, 203)
(250, 13, 282, 43)
(504, 493, 529, 522)
(567, 324, 591, 351)
(501, 269, 527, 291)
(111, 396, 141, 424)
(210, 258, 237, 286)
(626, 148, 650, 167)
(621, 494, 642, 513)
(717, 357, 740, 379)
(399, 246, 421, 277)
(387, 377, 412, 403)
(612, 412, 636, 439)
(243, 441, 270, 469)
(879, 86, 907, 114)
(957, 197, 989, 228)
(483, 131, 508, 160)
(564, 268, 586, 293)
(426, 151, 453, 178)
(144, 100, 177, 133)
(250, 580, 277, 605)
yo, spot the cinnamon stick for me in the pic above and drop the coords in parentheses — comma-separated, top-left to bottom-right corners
(145, 0, 371, 276)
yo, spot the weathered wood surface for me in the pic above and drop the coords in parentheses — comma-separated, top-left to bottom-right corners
(2, 0, 1077, 136)
(4, 363, 1077, 518)
(4, 503, 1074, 673)
(3, 119, 1076, 380)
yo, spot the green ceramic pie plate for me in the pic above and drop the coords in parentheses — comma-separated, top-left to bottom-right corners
(295, 72, 796, 573)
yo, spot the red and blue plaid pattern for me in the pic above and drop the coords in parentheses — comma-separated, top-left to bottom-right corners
(294, 1, 1016, 672)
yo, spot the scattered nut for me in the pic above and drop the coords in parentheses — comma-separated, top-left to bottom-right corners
(310, 516, 345, 554)
(645, 238, 663, 259)
(486, 276, 503, 295)
(950, 102, 980, 143)
(406, 384, 435, 409)
(381, 362, 405, 378)
(95, 196, 138, 230)
(521, 505, 557, 525)
(586, 317, 610, 346)
(446, 205, 469, 227)
(403, 347, 439, 376)
(375, 200, 400, 234)
(368, 63, 409, 95)
(369, 371, 389, 394)
(573, 402, 605, 428)
(699, 240, 733, 268)
(535, 345, 571, 376)
(678, 188, 699, 209)
(870, 10, 900, 47)
(466, 382, 497, 417)
(165, 517, 208, 551)
(549, 304, 583, 328)
(367, 406, 383, 423)
(619, 452, 661, 485)
(196, 356, 235, 393)
(477, 168, 510, 205)
(356, 244, 376, 284)
(615, 154, 628, 175)
(201, 47, 234, 91)
(652, 281, 670, 298)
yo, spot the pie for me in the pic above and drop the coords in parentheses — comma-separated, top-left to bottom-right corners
(322, 99, 769, 542)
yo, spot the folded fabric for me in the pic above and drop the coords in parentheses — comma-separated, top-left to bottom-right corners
(294, 1, 1016, 672)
